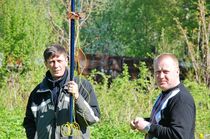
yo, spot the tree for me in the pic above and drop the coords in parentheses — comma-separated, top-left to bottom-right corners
(176, 0, 210, 86)
(0, 0, 56, 86)
(80, 0, 196, 57)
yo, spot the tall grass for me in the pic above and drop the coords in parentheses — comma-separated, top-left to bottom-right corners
(89, 63, 210, 138)
(0, 63, 209, 138)
(88, 63, 158, 138)
(184, 80, 210, 137)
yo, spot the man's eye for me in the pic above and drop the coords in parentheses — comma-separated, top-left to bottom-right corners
(163, 71, 169, 74)
(57, 60, 63, 63)
(48, 61, 54, 64)
(155, 71, 160, 74)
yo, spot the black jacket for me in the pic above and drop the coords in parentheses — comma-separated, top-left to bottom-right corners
(23, 69, 100, 139)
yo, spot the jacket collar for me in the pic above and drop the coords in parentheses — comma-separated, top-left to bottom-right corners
(37, 68, 70, 93)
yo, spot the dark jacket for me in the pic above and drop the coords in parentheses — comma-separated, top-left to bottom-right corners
(145, 83, 196, 139)
(23, 69, 100, 139)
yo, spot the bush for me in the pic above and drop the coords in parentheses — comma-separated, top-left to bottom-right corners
(0, 63, 209, 138)
(0, 107, 26, 139)
(184, 80, 210, 137)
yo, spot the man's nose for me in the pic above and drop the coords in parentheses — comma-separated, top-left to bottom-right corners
(54, 61, 59, 67)
(159, 72, 164, 78)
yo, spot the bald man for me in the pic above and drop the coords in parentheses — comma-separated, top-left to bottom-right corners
(130, 53, 196, 139)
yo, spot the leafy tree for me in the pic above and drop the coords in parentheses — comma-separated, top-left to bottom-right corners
(176, 0, 210, 86)
(0, 0, 56, 86)
(80, 0, 196, 57)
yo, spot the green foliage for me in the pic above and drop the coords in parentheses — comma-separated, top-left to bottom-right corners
(175, 0, 210, 86)
(88, 64, 153, 138)
(91, 121, 144, 139)
(0, 107, 26, 139)
(0, 0, 210, 138)
(0, 0, 56, 86)
(89, 65, 210, 138)
(0, 61, 46, 109)
(80, 0, 200, 57)
(0, 63, 209, 138)
(91, 64, 157, 124)
(184, 80, 210, 136)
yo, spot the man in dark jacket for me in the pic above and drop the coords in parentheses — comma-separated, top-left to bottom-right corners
(23, 44, 100, 139)
(130, 53, 196, 139)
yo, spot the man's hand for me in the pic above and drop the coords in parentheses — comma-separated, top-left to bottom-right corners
(67, 81, 79, 99)
(130, 117, 150, 132)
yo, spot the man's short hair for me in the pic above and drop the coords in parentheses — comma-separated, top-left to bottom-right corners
(43, 44, 67, 62)
(154, 53, 179, 68)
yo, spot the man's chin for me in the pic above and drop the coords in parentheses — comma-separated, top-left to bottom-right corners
(159, 84, 168, 91)
(52, 74, 63, 80)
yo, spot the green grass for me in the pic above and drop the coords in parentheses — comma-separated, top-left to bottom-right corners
(0, 64, 209, 139)
(91, 121, 144, 139)
(0, 107, 26, 139)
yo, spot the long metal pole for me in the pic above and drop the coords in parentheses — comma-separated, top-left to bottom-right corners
(69, 0, 75, 138)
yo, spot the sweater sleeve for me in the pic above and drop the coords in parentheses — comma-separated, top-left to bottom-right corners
(75, 79, 100, 126)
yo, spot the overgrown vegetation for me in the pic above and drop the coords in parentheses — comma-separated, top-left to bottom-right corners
(0, 64, 209, 139)
(0, 0, 210, 138)
(175, 0, 210, 86)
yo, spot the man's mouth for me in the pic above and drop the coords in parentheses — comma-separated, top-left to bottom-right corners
(159, 81, 167, 85)
(53, 70, 60, 73)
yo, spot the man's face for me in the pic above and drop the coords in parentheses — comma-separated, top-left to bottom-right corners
(45, 53, 68, 80)
(154, 57, 180, 91)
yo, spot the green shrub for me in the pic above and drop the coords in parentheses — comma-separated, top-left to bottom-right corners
(0, 107, 26, 139)
(91, 121, 144, 139)
(0, 63, 209, 138)
(184, 80, 210, 137)
(89, 63, 158, 138)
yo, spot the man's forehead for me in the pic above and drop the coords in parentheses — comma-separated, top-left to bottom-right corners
(154, 64, 174, 71)
(48, 53, 66, 60)
(154, 59, 178, 70)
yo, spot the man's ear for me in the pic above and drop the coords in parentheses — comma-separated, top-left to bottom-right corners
(177, 69, 180, 75)
(44, 61, 48, 68)
(65, 57, 69, 66)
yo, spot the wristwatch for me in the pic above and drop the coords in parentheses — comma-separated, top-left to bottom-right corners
(143, 123, 151, 133)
